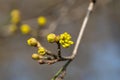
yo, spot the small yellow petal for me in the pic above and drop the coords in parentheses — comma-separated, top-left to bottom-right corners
(62, 45, 66, 48)
(65, 40, 68, 43)
(59, 40, 64, 44)
(64, 43, 70, 48)
(68, 41, 74, 44)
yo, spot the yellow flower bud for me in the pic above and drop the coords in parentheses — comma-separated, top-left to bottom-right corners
(27, 38, 38, 47)
(11, 9, 21, 24)
(64, 43, 70, 48)
(65, 40, 68, 43)
(62, 45, 66, 48)
(47, 33, 56, 43)
(37, 16, 46, 26)
(11, 9, 20, 17)
(32, 53, 39, 60)
(11, 16, 20, 24)
(68, 41, 74, 44)
(20, 24, 31, 34)
(38, 47, 46, 56)
(62, 43, 70, 48)
(9, 24, 18, 33)
(59, 40, 64, 44)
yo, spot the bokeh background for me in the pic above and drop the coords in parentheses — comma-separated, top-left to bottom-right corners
(0, 0, 120, 80)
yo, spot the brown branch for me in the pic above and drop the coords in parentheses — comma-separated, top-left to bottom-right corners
(57, 42, 62, 59)
(51, 0, 96, 80)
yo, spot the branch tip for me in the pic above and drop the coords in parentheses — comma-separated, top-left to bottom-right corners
(90, 0, 96, 4)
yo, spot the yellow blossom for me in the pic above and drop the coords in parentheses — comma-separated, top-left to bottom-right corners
(20, 24, 31, 34)
(37, 16, 46, 26)
(59, 32, 74, 48)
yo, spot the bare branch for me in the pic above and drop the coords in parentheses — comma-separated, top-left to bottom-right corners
(51, 0, 96, 79)
(71, 1, 94, 59)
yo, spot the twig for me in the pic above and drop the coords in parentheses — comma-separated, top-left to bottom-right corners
(51, 60, 71, 80)
(57, 42, 62, 59)
(51, 0, 96, 80)
(71, 1, 94, 59)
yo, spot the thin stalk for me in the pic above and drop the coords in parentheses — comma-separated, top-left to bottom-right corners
(51, 60, 72, 80)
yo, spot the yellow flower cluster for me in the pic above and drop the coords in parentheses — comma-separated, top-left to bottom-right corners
(9, 9, 32, 35)
(46, 32, 74, 48)
(9, 10, 47, 35)
(59, 32, 74, 48)
(38, 47, 46, 56)
(11, 9, 21, 24)
(20, 24, 31, 34)
(27, 38, 46, 60)
(37, 16, 46, 26)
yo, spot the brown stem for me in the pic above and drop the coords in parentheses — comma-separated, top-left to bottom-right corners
(51, 0, 96, 79)
(57, 42, 62, 59)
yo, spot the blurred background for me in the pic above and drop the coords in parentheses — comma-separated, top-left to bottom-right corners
(0, 0, 120, 80)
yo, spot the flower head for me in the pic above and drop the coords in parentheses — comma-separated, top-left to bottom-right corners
(32, 53, 39, 60)
(11, 9, 21, 24)
(27, 38, 38, 47)
(59, 32, 74, 48)
(37, 16, 46, 26)
(9, 24, 18, 33)
(47, 33, 56, 43)
(20, 24, 31, 34)
(11, 9, 20, 17)
(38, 47, 46, 56)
